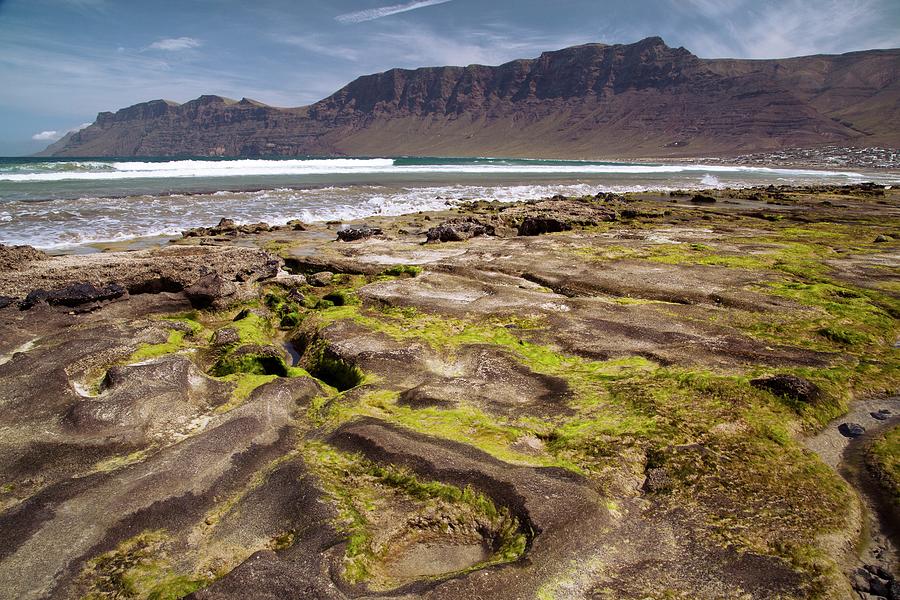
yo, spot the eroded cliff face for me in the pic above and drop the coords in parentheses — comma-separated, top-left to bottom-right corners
(39, 37, 900, 158)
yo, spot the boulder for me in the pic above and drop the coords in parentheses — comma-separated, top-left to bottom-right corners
(271, 272, 307, 290)
(21, 282, 127, 310)
(337, 225, 383, 242)
(690, 194, 717, 204)
(518, 215, 574, 236)
(184, 273, 237, 308)
(425, 217, 495, 243)
(0, 296, 15, 309)
(750, 374, 821, 404)
(309, 271, 334, 287)
(286, 219, 307, 231)
(870, 409, 892, 421)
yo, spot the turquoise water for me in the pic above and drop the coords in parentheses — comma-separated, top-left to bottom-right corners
(0, 156, 889, 251)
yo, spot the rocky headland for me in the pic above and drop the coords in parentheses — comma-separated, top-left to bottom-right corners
(0, 184, 898, 599)
(38, 37, 900, 159)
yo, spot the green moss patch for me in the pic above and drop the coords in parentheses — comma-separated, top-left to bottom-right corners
(868, 425, 900, 502)
(300, 441, 526, 587)
(79, 531, 209, 600)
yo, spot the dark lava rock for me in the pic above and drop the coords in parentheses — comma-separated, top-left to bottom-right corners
(0, 244, 48, 271)
(426, 217, 495, 243)
(184, 273, 237, 308)
(690, 194, 717, 204)
(286, 219, 306, 231)
(870, 409, 892, 421)
(337, 225, 383, 242)
(309, 271, 334, 287)
(21, 282, 126, 310)
(838, 423, 866, 438)
(182, 217, 272, 238)
(0, 295, 15, 309)
(518, 216, 574, 236)
(750, 374, 821, 404)
(211, 327, 240, 347)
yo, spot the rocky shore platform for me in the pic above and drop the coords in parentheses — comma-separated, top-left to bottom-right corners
(0, 184, 898, 599)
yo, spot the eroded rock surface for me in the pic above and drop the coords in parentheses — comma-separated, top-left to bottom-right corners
(1, 185, 899, 599)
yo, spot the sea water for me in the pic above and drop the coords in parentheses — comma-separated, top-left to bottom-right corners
(0, 156, 893, 252)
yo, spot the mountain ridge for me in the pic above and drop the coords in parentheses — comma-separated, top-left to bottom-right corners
(38, 37, 900, 158)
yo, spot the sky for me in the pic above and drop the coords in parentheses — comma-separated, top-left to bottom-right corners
(0, 0, 898, 155)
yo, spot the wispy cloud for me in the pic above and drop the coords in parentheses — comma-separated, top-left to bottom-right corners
(30, 122, 91, 141)
(336, 0, 453, 24)
(147, 37, 202, 51)
(270, 34, 360, 61)
(670, 0, 899, 58)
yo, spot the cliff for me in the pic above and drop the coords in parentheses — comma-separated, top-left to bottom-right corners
(39, 37, 900, 158)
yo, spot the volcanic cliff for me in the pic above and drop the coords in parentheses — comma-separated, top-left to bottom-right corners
(39, 37, 900, 158)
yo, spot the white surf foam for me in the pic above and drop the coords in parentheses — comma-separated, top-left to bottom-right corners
(0, 157, 865, 182)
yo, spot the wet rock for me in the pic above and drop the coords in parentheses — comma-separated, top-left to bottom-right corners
(286, 219, 306, 231)
(309, 271, 334, 287)
(750, 374, 821, 404)
(870, 409, 892, 421)
(0, 244, 48, 271)
(336, 225, 383, 242)
(838, 423, 866, 438)
(426, 217, 495, 243)
(184, 273, 237, 308)
(182, 218, 272, 238)
(690, 194, 717, 204)
(852, 566, 892, 597)
(21, 281, 127, 310)
(212, 328, 240, 347)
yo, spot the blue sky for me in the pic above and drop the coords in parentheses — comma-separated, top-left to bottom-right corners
(1, 0, 898, 155)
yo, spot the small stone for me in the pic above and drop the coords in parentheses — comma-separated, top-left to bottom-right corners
(211, 328, 239, 347)
(838, 423, 866, 438)
(309, 271, 334, 287)
(874, 234, 893, 243)
(870, 410, 891, 421)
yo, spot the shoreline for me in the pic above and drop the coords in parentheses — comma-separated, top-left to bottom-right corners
(12, 179, 900, 255)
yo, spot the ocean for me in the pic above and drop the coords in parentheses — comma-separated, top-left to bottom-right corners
(0, 156, 894, 252)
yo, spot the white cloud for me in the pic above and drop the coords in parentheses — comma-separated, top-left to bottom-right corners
(147, 37, 202, 51)
(336, 0, 453, 24)
(31, 130, 59, 141)
(31, 122, 92, 142)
